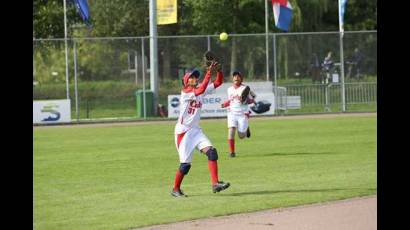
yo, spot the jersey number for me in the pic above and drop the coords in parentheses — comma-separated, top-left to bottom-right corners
(187, 107, 196, 114)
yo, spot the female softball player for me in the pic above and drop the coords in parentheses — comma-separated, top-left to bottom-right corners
(221, 71, 256, 158)
(171, 62, 230, 197)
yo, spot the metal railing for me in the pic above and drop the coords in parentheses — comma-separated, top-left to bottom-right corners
(283, 82, 377, 113)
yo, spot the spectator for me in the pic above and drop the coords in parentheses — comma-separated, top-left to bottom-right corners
(321, 51, 334, 84)
(346, 48, 364, 79)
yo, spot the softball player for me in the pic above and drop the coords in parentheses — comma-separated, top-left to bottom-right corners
(171, 62, 230, 197)
(221, 71, 256, 158)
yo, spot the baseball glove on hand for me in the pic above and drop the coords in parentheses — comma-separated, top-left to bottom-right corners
(240, 86, 251, 104)
(203, 51, 221, 73)
(206, 61, 220, 73)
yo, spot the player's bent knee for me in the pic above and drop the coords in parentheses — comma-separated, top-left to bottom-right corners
(179, 163, 191, 175)
(206, 147, 218, 161)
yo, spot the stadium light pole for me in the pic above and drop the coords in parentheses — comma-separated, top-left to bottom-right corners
(265, 0, 270, 82)
(266, 0, 279, 115)
(63, 0, 70, 100)
(149, 0, 159, 116)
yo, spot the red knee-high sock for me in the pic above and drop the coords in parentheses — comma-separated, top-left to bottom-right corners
(208, 160, 219, 185)
(173, 170, 184, 191)
(228, 139, 235, 153)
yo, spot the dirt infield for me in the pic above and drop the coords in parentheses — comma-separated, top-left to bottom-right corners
(34, 112, 376, 129)
(134, 195, 376, 230)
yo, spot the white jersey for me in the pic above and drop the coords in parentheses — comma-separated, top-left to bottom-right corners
(175, 83, 216, 134)
(226, 84, 252, 114)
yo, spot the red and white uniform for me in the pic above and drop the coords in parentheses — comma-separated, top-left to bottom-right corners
(175, 70, 223, 163)
(222, 84, 255, 133)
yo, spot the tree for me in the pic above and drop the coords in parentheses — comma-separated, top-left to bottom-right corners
(344, 0, 377, 31)
(33, 0, 83, 38)
(295, 0, 377, 32)
(88, 0, 149, 37)
(294, 0, 334, 32)
(34, 0, 378, 38)
(183, 0, 266, 74)
(33, 0, 377, 84)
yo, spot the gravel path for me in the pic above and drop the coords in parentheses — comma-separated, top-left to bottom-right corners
(134, 195, 376, 230)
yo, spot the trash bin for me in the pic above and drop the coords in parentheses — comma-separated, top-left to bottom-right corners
(135, 90, 154, 117)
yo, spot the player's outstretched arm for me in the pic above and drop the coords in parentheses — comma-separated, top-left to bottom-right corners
(213, 69, 223, 88)
(194, 70, 212, 96)
(195, 61, 220, 96)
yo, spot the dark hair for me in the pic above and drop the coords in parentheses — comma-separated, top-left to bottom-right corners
(190, 69, 200, 78)
(232, 71, 242, 77)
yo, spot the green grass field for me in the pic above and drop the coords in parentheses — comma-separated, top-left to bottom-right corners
(33, 114, 377, 230)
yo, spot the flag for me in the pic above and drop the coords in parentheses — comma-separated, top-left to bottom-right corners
(72, 0, 91, 23)
(272, 0, 293, 32)
(157, 0, 177, 25)
(339, 0, 348, 32)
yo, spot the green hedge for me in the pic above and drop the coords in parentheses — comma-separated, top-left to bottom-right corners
(33, 81, 140, 100)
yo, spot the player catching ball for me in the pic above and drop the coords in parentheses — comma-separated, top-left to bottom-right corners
(171, 61, 230, 198)
(221, 71, 256, 158)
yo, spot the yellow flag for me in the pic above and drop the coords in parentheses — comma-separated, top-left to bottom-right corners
(157, 0, 177, 25)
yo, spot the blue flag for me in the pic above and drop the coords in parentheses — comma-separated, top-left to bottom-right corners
(73, 0, 91, 23)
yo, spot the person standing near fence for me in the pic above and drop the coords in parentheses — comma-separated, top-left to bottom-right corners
(171, 61, 230, 198)
(221, 71, 256, 158)
(322, 51, 335, 84)
(346, 48, 364, 79)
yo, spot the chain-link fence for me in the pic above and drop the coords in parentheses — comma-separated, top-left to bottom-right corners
(33, 31, 377, 122)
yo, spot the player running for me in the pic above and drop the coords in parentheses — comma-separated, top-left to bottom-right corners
(171, 61, 230, 198)
(221, 71, 256, 158)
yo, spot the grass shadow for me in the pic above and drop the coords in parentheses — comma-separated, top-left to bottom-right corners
(240, 152, 341, 158)
(220, 187, 376, 197)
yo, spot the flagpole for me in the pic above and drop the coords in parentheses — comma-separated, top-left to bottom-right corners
(149, 0, 159, 116)
(265, 0, 269, 81)
(63, 0, 70, 100)
(338, 0, 346, 112)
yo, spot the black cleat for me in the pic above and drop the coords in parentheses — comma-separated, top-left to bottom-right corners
(212, 181, 230, 193)
(246, 127, 251, 138)
(171, 189, 187, 197)
(240, 86, 251, 104)
(229, 152, 236, 158)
